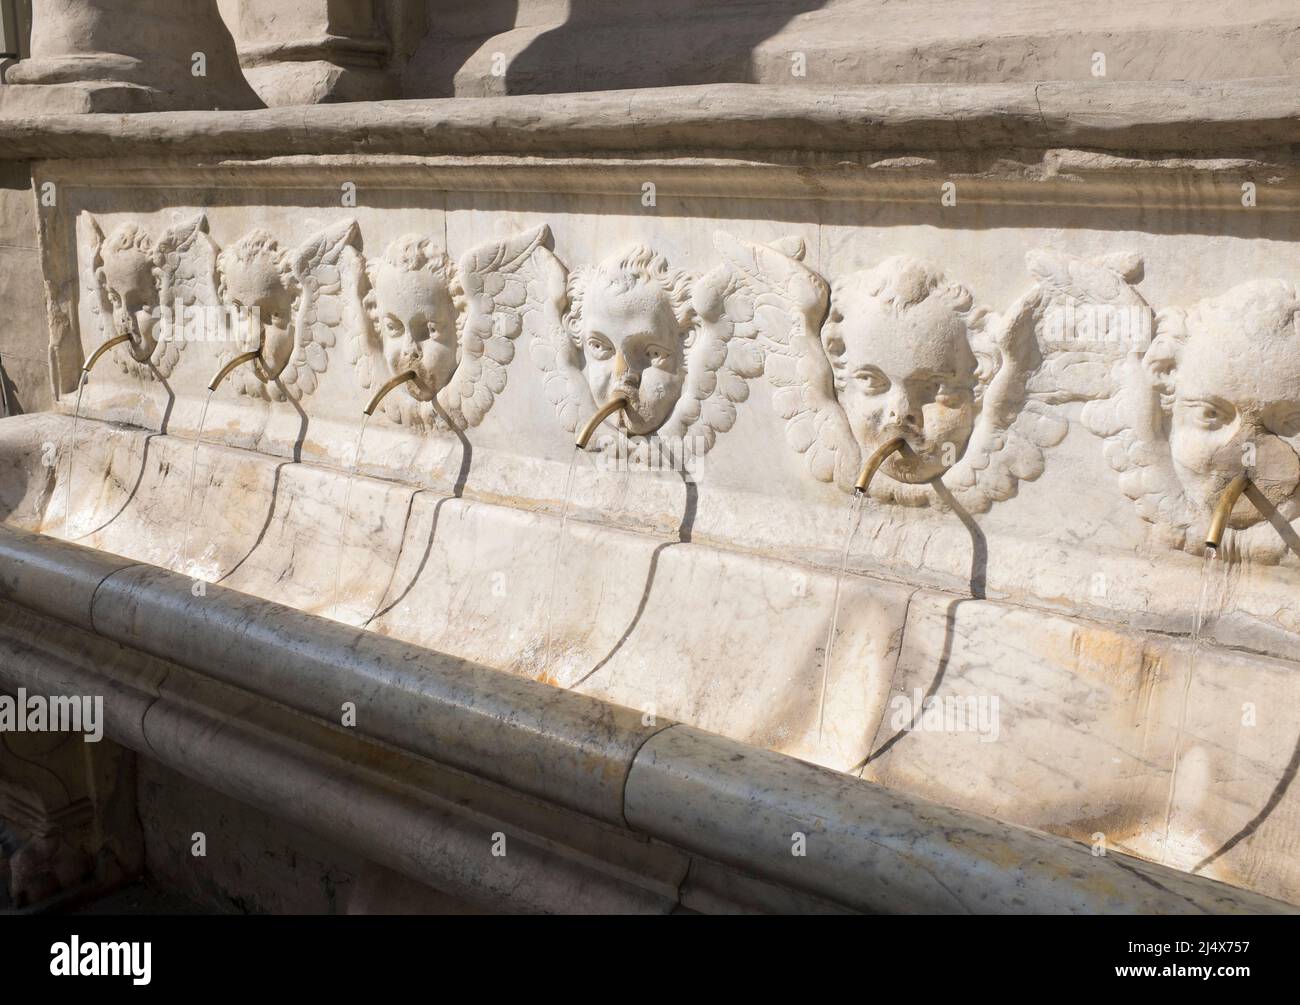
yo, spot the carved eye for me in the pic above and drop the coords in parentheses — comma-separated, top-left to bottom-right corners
(383, 315, 404, 337)
(853, 368, 889, 395)
(1182, 398, 1233, 431)
(586, 335, 614, 361)
(646, 344, 673, 369)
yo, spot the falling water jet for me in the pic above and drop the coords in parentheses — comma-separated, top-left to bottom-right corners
(1160, 544, 1223, 865)
(816, 492, 865, 741)
(179, 348, 263, 576)
(1161, 474, 1257, 864)
(814, 437, 909, 742)
(177, 389, 214, 576)
(540, 448, 581, 683)
(332, 370, 418, 621)
(63, 333, 131, 541)
(537, 394, 631, 682)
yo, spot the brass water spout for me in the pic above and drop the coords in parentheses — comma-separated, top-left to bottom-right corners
(855, 437, 907, 495)
(575, 393, 628, 449)
(363, 370, 419, 416)
(207, 350, 262, 392)
(1206, 474, 1254, 550)
(81, 333, 132, 381)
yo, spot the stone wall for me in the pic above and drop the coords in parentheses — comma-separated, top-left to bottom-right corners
(0, 161, 50, 416)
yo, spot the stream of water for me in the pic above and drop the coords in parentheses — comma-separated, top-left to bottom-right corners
(332, 414, 370, 621)
(61, 376, 88, 541)
(817, 491, 866, 742)
(177, 389, 215, 575)
(1160, 544, 1225, 864)
(540, 449, 581, 681)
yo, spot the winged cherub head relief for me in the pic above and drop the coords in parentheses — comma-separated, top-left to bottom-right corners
(717, 235, 1068, 513)
(363, 235, 462, 404)
(216, 229, 298, 382)
(79, 211, 218, 381)
(214, 219, 361, 402)
(1146, 281, 1300, 533)
(98, 224, 162, 364)
(823, 258, 982, 484)
(349, 225, 557, 432)
(566, 246, 697, 437)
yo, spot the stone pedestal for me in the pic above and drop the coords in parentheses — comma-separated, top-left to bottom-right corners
(224, 0, 396, 106)
(0, 0, 260, 114)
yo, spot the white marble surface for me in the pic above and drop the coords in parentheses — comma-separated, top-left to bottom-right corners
(3, 409, 1299, 905)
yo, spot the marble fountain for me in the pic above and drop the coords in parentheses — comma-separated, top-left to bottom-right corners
(2, 35, 1300, 911)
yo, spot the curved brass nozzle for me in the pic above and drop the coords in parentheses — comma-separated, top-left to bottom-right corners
(855, 437, 908, 495)
(81, 333, 132, 378)
(364, 370, 419, 416)
(1205, 474, 1254, 550)
(207, 350, 262, 392)
(575, 393, 628, 449)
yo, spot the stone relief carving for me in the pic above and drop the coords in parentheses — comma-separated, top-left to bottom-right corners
(530, 240, 776, 465)
(215, 219, 364, 402)
(64, 211, 1300, 559)
(721, 233, 1069, 512)
(349, 224, 561, 431)
(1078, 278, 1300, 560)
(78, 211, 218, 382)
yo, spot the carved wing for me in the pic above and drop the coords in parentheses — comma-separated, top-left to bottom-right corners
(877, 250, 1145, 513)
(276, 218, 363, 401)
(347, 264, 383, 396)
(76, 212, 112, 352)
(528, 257, 592, 434)
(919, 292, 1070, 513)
(712, 231, 855, 488)
(150, 212, 218, 378)
(651, 236, 768, 459)
(437, 224, 562, 431)
(1023, 249, 1194, 542)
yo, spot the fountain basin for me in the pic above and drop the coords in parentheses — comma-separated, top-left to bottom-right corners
(3, 79, 1300, 911)
(2, 410, 1299, 908)
(0, 492, 1289, 914)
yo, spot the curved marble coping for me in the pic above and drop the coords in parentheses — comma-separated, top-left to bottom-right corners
(0, 521, 1290, 914)
(2, 79, 1300, 161)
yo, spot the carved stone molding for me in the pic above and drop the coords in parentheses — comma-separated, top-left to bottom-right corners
(0, 725, 142, 910)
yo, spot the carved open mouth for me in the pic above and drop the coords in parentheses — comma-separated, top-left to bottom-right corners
(125, 333, 155, 363)
(615, 390, 665, 436)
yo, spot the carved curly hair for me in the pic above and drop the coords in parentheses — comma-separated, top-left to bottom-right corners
(103, 222, 156, 261)
(362, 234, 466, 343)
(216, 229, 295, 304)
(565, 245, 697, 348)
(823, 256, 980, 396)
(1145, 279, 1300, 413)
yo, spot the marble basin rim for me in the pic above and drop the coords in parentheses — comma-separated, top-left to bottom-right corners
(0, 427, 1293, 914)
(3, 409, 1300, 908)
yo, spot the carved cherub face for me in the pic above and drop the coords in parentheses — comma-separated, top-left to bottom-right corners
(99, 224, 160, 363)
(568, 247, 695, 436)
(217, 230, 296, 380)
(365, 236, 460, 403)
(824, 258, 979, 483)
(1146, 280, 1300, 526)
